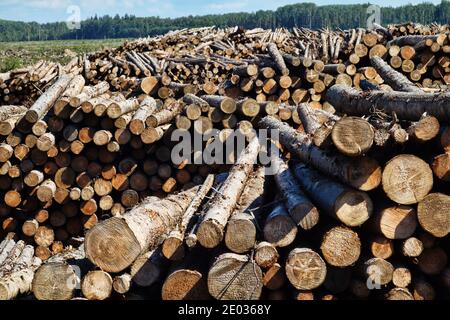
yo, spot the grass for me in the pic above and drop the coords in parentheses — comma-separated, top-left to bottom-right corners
(0, 39, 128, 72)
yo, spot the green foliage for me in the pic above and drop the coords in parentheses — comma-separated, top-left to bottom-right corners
(0, 1, 449, 42)
(0, 57, 23, 72)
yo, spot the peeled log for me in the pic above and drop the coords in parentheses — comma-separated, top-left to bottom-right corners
(382, 154, 433, 205)
(207, 253, 262, 300)
(85, 185, 199, 272)
(325, 84, 450, 121)
(272, 157, 319, 230)
(417, 193, 450, 238)
(370, 56, 422, 92)
(197, 137, 259, 249)
(292, 163, 373, 227)
(320, 226, 361, 267)
(285, 248, 327, 290)
(25, 75, 73, 123)
(259, 116, 381, 191)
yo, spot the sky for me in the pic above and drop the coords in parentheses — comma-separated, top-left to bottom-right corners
(0, 0, 443, 23)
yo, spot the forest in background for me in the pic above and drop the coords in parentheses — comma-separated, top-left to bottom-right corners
(0, 1, 449, 42)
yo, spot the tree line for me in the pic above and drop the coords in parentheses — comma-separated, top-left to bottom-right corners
(0, 1, 449, 42)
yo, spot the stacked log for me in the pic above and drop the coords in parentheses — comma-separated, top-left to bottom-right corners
(0, 23, 449, 301)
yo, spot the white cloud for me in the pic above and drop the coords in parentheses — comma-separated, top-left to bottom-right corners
(208, 1, 249, 11)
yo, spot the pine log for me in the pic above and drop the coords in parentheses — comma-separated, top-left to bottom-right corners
(263, 203, 297, 247)
(272, 157, 319, 230)
(259, 116, 381, 191)
(325, 84, 450, 121)
(292, 163, 372, 227)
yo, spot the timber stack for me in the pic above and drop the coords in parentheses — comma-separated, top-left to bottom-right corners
(0, 23, 449, 301)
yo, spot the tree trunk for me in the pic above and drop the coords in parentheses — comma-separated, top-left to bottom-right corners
(325, 84, 450, 121)
(224, 166, 265, 253)
(162, 174, 214, 260)
(417, 193, 450, 238)
(130, 248, 167, 287)
(263, 203, 297, 248)
(85, 186, 199, 272)
(25, 75, 73, 123)
(320, 226, 361, 267)
(259, 116, 381, 191)
(292, 162, 373, 227)
(272, 156, 319, 230)
(197, 137, 259, 249)
(370, 56, 422, 92)
(81, 270, 113, 300)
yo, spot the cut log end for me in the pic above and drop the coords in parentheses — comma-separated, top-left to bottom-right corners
(85, 217, 141, 273)
(331, 117, 374, 157)
(334, 189, 373, 227)
(162, 270, 209, 300)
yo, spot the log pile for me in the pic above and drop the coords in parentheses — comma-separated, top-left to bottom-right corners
(0, 23, 449, 301)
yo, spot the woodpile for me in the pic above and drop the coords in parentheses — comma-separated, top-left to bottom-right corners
(0, 23, 449, 301)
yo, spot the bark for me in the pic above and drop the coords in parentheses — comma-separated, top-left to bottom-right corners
(146, 101, 184, 127)
(370, 56, 422, 92)
(325, 84, 450, 121)
(107, 98, 140, 119)
(272, 157, 319, 230)
(267, 43, 289, 76)
(292, 163, 373, 227)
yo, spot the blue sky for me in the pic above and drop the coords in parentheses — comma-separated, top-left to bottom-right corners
(0, 0, 443, 23)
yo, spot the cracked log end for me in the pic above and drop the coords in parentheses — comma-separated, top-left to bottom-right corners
(85, 217, 141, 273)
